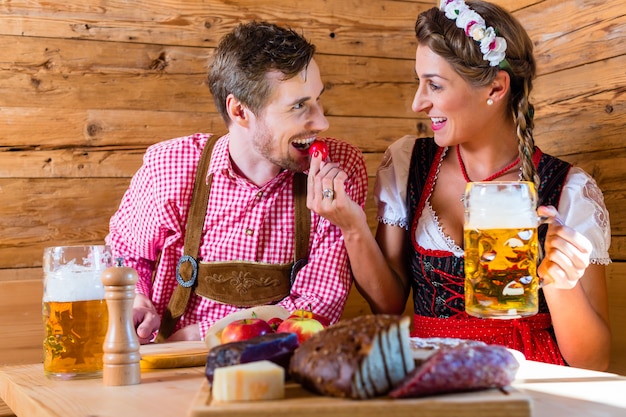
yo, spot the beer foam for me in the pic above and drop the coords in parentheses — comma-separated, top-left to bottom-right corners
(44, 266, 106, 302)
(466, 185, 537, 229)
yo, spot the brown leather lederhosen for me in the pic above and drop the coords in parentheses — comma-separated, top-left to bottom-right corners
(156, 136, 310, 341)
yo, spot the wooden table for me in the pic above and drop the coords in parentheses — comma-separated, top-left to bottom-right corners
(1, 359, 625, 417)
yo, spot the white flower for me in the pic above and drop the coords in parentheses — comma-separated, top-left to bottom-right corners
(456, 9, 485, 35)
(483, 37, 507, 67)
(439, 0, 456, 10)
(442, 0, 468, 20)
(477, 27, 507, 67)
(439, 0, 508, 67)
(470, 25, 486, 42)
(479, 26, 498, 53)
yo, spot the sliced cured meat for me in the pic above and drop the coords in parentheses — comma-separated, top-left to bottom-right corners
(409, 337, 487, 363)
(389, 344, 519, 398)
(289, 314, 414, 399)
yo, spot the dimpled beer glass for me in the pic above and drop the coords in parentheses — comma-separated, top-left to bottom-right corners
(463, 182, 540, 319)
(42, 245, 111, 380)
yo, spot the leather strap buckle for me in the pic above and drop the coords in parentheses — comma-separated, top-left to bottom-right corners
(176, 255, 198, 288)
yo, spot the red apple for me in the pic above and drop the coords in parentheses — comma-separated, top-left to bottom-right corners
(276, 315, 325, 344)
(266, 317, 284, 331)
(288, 305, 331, 328)
(308, 140, 329, 160)
(220, 315, 274, 344)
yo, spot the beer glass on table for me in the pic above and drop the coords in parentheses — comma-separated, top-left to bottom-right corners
(463, 181, 543, 319)
(42, 245, 112, 380)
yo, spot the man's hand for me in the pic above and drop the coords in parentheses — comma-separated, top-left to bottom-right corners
(133, 293, 161, 344)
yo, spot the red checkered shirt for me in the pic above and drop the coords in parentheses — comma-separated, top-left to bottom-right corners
(106, 133, 368, 339)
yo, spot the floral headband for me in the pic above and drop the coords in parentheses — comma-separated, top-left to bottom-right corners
(440, 0, 508, 67)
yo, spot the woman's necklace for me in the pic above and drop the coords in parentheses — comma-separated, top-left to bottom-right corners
(457, 144, 521, 201)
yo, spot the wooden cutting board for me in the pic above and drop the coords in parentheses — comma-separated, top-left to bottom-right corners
(140, 341, 209, 369)
(188, 380, 532, 417)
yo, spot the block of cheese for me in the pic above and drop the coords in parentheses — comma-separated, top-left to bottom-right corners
(211, 360, 285, 403)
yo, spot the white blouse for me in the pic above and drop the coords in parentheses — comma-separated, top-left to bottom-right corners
(375, 135, 612, 264)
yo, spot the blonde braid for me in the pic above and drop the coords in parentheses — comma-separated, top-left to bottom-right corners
(515, 79, 540, 193)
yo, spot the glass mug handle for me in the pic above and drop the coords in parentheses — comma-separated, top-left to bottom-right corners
(537, 214, 565, 288)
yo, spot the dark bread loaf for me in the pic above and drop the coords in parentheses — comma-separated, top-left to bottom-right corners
(205, 332, 299, 383)
(289, 314, 415, 399)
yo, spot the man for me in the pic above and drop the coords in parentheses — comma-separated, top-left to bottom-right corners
(106, 21, 368, 343)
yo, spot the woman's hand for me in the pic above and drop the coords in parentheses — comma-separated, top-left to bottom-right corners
(537, 205, 593, 289)
(538, 208, 610, 370)
(307, 150, 366, 230)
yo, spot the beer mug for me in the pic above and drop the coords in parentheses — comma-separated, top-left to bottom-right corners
(42, 245, 112, 380)
(463, 181, 544, 319)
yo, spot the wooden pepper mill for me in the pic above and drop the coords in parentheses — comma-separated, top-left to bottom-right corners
(101, 258, 141, 386)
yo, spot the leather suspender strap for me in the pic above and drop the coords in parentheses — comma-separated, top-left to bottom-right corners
(156, 136, 218, 342)
(293, 172, 310, 263)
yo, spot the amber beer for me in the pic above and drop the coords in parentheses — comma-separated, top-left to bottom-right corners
(463, 182, 540, 319)
(42, 246, 111, 380)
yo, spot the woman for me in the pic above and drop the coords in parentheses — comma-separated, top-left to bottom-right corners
(308, 0, 611, 370)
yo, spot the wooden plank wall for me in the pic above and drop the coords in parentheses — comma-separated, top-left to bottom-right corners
(0, 1, 624, 413)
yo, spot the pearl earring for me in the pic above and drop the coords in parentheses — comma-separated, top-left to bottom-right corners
(487, 98, 494, 106)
